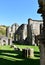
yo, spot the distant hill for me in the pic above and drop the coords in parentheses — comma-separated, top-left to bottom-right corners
(0, 25, 7, 36)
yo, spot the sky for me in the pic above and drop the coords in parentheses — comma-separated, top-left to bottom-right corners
(0, 0, 42, 26)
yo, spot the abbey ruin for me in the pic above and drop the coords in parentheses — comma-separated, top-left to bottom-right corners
(6, 18, 43, 45)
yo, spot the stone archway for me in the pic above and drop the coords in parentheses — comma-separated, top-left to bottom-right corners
(3, 40, 6, 45)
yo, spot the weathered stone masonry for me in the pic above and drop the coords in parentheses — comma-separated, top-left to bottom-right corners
(6, 19, 43, 45)
(0, 36, 12, 46)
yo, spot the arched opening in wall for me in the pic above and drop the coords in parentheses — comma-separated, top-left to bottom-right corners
(18, 35, 20, 41)
(23, 32, 27, 40)
(35, 35, 40, 46)
(12, 33, 14, 40)
(3, 40, 6, 45)
(15, 34, 19, 41)
(9, 33, 11, 38)
(8, 39, 10, 45)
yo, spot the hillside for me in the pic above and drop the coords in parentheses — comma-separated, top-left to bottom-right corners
(0, 25, 7, 36)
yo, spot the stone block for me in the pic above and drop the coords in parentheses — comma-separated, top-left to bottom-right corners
(22, 48, 34, 58)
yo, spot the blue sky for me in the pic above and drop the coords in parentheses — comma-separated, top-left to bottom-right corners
(0, 0, 42, 26)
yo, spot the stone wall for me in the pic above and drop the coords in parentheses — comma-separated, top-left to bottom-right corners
(27, 18, 43, 45)
(0, 36, 12, 46)
(6, 23, 19, 40)
(14, 24, 27, 43)
(6, 19, 43, 45)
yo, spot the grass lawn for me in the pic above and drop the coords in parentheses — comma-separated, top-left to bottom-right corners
(0, 44, 40, 65)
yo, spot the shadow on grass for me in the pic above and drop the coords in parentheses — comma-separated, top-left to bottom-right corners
(34, 52, 40, 57)
(0, 50, 40, 65)
(0, 58, 40, 65)
(0, 50, 21, 54)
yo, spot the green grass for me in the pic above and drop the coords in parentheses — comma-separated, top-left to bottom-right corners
(0, 44, 40, 65)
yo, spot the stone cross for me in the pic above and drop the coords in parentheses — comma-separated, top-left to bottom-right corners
(37, 0, 45, 65)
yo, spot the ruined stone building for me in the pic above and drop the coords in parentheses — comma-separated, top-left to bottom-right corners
(0, 36, 12, 46)
(0, 18, 43, 46)
(6, 18, 43, 45)
(14, 24, 27, 43)
(27, 18, 43, 45)
(6, 23, 19, 41)
(0, 23, 19, 46)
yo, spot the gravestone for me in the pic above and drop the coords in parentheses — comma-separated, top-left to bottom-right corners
(22, 48, 34, 58)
